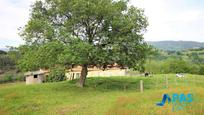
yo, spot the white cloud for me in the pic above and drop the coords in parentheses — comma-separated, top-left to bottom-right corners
(130, 0, 204, 42)
(0, 0, 204, 49)
(0, 0, 35, 48)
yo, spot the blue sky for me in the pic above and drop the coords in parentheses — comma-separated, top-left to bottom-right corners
(0, 0, 204, 49)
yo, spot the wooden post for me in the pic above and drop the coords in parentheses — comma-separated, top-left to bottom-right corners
(165, 76, 168, 88)
(140, 80, 143, 93)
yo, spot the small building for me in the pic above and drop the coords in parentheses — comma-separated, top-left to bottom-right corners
(25, 65, 128, 84)
(66, 65, 128, 80)
(25, 70, 49, 85)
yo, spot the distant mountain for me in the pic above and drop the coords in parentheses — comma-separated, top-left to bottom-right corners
(147, 41, 204, 51)
(0, 48, 9, 52)
(0, 50, 7, 54)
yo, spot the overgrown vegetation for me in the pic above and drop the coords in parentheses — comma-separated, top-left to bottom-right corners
(0, 50, 16, 71)
(0, 72, 25, 84)
(47, 67, 66, 82)
(145, 48, 204, 75)
(0, 49, 25, 83)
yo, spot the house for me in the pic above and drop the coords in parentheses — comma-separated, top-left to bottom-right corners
(25, 66, 128, 84)
(66, 65, 128, 80)
(25, 69, 49, 85)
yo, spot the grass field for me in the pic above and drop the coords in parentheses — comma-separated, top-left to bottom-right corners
(0, 74, 204, 115)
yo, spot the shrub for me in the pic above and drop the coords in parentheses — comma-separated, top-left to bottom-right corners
(0, 72, 25, 83)
(47, 67, 66, 82)
(145, 58, 192, 74)
(198, 65, 204, 75)
(0, 74, 14, 83)
(15, 73, 25, 81)
(188, 64, 200, 75)
(145, 60, 164, 74)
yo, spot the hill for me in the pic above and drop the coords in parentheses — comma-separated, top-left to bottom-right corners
(148, 41, 204, 51)
(0, 50, 7, 55)
(0, 48, 8, 52)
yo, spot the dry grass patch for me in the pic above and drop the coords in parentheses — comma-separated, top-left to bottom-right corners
(57, 104, 81, 115)
(0, 108, 8, 115)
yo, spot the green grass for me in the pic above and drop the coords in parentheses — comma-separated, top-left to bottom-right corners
(0, 74, 204, 115)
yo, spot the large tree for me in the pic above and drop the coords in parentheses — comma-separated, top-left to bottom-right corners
(20, 0, 148, 87)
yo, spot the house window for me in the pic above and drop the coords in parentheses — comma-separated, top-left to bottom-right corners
(34, 75, 38, 78)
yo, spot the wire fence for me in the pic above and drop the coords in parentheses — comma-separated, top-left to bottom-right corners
(90, 75, 204, 92)
(139, 75, 204, 92)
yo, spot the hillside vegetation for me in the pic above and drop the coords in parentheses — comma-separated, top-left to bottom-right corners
(148, 41, 204, 51)
(145, 47, 204, 75)
(0, 75, 204, 115)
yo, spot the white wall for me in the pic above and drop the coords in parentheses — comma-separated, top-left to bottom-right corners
(26, 75, 44, 85)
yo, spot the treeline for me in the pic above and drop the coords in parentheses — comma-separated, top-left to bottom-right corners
(0, 72, 25, 84)
(0, 50, 16, 71)
(145, 48, 204, 75)
(0, 49, 25, 83)
(145, 58, 204, 75)
(148, 41, 204, 51)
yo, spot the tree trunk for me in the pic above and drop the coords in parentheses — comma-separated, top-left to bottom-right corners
(77, 64, 88, 87)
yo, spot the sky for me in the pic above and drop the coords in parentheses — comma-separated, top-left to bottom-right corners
(0, 0, 204, 49)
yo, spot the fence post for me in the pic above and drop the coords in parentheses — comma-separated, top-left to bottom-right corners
(140, 80, 143, 93)
(165, 76, 168, 88)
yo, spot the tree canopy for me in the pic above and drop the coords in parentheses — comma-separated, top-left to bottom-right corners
(19, 0, 149, 87)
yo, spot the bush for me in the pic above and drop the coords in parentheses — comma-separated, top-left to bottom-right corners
(47, 67, 66, 82)
(188, 64, 200, 75)
(145, 58, 193, 74)
(198, 65, 204, 75)
(165, 59, 190, 73)
(0, 74, 14, 83)
(0, 72, 25, 83)
(15, 73, 25, 81)
(145, 60, 164, 74)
